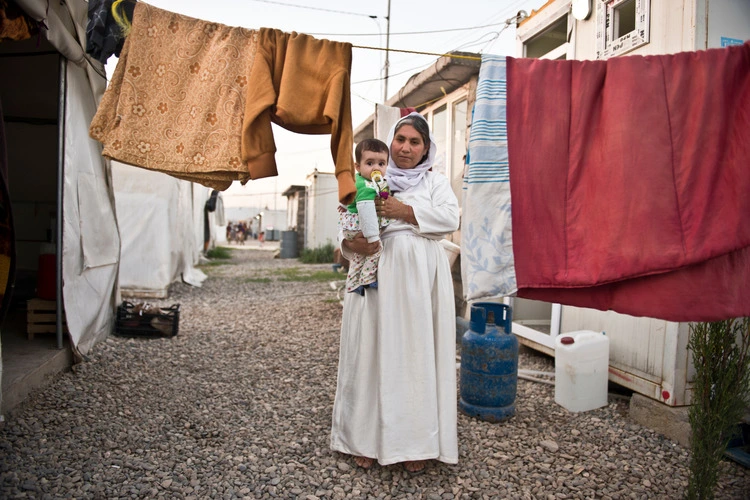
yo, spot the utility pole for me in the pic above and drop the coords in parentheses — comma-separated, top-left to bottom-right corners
(383, 0, 391, 103)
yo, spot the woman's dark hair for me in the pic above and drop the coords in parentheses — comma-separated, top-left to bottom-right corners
(355, 138, 389, 163)
(394, 115, 431, 164)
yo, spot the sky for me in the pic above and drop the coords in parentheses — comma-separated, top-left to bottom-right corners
(106, 0, 543, 211)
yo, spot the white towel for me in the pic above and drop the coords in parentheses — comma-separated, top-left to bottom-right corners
(461, 55, 517, 301)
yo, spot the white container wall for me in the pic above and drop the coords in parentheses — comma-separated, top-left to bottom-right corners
(304, 170, 339, 250)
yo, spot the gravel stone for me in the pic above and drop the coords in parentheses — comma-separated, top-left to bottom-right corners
(1, 247, 749, 498)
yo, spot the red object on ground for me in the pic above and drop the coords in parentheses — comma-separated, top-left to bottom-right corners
(37, 253, 56, 300)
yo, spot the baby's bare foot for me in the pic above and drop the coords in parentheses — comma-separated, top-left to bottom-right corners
(404, 460, 426, 472)
(353, 456, 374, 469)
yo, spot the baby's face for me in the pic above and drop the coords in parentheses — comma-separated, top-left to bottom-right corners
(356, 150, 388, 181)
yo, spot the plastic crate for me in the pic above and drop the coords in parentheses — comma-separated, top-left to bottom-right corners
(724, 423, 750, 468)
(115, 301, 180, 338)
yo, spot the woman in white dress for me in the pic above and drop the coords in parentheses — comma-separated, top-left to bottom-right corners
(330, 112, 460, 472)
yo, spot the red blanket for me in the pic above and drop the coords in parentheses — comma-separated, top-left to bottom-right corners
(506, 42, 750, 321)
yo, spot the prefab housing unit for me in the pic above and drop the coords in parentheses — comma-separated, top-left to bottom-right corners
(509, 0, 750, 406)
(282, 185, 306, 254)
(304, 170, 339, 250)
(353, 0, 749, 407)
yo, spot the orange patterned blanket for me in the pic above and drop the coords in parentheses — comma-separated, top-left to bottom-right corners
(90, 2, 258, 190)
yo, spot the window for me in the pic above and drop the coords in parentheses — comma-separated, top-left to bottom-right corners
(613, 0, 636, 38)
(432, 105, 447, 176)
(525, 16, 568, 59)
(596, 0, 650, 59)
(422, 90, 469, 202)
(518, 2, 572, 61)
(451, 99, 468, 196)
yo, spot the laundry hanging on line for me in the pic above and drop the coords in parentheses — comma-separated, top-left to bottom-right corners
(85, 0, 136, 64)
(84, 0, 482, 67)
(89, 1, 357, 205)
(461, 54, 516, 303)
(499, 41, 750, 322)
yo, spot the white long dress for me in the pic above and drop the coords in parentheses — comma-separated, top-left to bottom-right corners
(330, 171, 460, 465)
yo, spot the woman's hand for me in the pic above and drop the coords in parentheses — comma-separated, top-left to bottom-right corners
(343, 232, 381, 256)
(376, 196, 417, 225)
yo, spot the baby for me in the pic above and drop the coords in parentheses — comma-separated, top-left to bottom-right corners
(339, 138, 391, 295)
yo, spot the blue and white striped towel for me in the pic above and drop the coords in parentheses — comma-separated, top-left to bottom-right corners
(461, 54, 517, 300)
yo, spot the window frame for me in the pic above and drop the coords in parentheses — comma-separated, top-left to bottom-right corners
(420, 88, 470, 202)
(518, 1, 575, 60)
(596, 0, 651, 59)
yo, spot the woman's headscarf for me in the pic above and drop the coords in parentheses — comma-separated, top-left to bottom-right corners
(385, 112, 437, 193)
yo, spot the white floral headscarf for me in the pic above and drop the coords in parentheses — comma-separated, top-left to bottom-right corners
(385, 112, 437, 192)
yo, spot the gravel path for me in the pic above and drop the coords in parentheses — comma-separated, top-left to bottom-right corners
(1, 247, 749, 499)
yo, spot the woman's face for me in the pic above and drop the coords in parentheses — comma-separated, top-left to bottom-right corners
(390, 124, 427, 169)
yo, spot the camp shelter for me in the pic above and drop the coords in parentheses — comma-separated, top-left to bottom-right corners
(353, 0, 750, 416)
(0, 0, 120, 414)
(503, 0, 750, 411)
(113, 161, 223, 299)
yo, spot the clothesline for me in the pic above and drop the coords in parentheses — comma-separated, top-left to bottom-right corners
(352, 45, 482, 61)
(108, 0, 483, 62)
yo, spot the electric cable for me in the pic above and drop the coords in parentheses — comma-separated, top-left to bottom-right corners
(246, 0, 382, 19)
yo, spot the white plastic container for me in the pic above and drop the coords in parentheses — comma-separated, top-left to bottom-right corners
(554, 330, 610, 412)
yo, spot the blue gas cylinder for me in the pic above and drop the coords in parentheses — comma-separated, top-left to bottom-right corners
(459, 302, 518, 422)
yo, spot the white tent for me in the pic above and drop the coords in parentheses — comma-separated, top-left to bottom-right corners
(1, 0, 124, 414)
(113, 161, 221, 298)
(0, 0, 120, 355)
(0, 0, 231, 413)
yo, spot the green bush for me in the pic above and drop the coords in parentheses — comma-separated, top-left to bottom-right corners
(687, 317, 750, 500)
(206, 246, 232, 259)
(299, 243, 335, 264)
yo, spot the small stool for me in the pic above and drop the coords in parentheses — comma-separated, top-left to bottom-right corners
(26, 298, 67, 340)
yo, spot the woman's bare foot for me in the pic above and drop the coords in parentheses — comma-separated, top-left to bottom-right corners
(353, 456, 374, 469)
(404, 460, 426, 472)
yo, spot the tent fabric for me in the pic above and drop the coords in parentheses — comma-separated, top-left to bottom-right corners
(12, 0, 120, 354)
(63, 56, 121, 355)
(17, 0, 91, 67)
(506, 42, 750, 322)
(113, 162, 208, 296)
